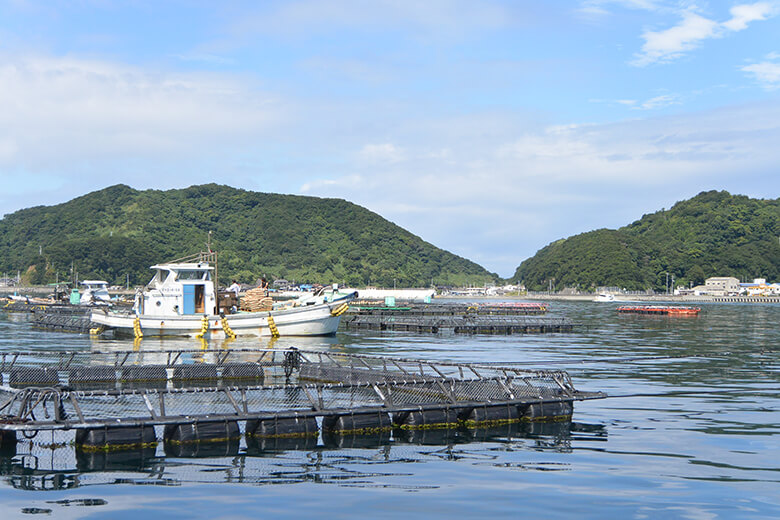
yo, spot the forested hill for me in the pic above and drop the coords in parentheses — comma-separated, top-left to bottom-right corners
(512, 190, 780, 291)
(0, 184, 497, 287)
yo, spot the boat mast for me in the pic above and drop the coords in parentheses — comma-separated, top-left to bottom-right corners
(208, 231, 219, 314)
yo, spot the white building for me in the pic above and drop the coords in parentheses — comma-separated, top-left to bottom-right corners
(704, 277, 740, 296)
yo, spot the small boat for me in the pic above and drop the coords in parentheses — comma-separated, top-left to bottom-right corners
(90, 252, 356, 338)
(593, 292, 615, 302)
(79, 280, 111, 305)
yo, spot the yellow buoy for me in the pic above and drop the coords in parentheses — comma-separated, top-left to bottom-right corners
(221, 316, 236, 339)
(267, 315, 280, 337)
(133, 316, 143, 339)
(195, 315, 209, 338)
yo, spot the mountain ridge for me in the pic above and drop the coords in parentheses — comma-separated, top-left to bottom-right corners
(512, 190, 780, 291)
(0, 184, 498, 287)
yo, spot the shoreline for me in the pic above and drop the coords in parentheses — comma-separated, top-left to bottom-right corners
(437, 293, 780, 304)
(4, 286, 779, 305)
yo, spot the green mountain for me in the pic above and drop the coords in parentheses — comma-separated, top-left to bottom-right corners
(512, 190, 780, 291)
(0, 184, 497, 288)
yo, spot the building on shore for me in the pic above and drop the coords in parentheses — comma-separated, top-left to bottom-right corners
(702, 277, 741, 296)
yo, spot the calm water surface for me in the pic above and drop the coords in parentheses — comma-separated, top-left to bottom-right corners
(0, 301, 777, 519)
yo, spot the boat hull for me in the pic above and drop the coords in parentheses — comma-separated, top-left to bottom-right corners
(91, 299, 350, 338)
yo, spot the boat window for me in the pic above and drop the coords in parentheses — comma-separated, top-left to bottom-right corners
(148, 269, 168, 288)
(176, 270, 206, 281)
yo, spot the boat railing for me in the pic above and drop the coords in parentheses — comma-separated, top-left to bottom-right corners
(168, 251, 218, 265)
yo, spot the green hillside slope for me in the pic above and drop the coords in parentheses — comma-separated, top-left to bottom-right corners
(0, 184, 497, 288)
(512, 190, 780, 291)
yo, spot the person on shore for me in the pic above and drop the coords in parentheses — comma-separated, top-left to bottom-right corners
(259, 277, 269, 296)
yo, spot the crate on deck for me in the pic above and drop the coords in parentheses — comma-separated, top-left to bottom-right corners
(218, 291, 238, 314)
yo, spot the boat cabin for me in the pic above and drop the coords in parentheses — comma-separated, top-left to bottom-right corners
(142, 262, 217, 317)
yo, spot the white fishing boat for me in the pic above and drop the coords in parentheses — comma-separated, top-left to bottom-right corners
(593, 292, 615, 302)
(79, 280, 111, 305)
(90, 252, 356, 338)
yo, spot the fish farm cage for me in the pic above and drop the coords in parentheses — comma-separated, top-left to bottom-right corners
(616, 305, 701, 316)
(347, 302, 549, 316)
(0, 348, 603, 457)
(23, 305, 573, 336)
(30, 306, 94, 333)
(341, 314, 575, 334)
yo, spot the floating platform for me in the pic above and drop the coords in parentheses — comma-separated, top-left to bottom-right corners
(1, 300, 66, 313)
(617, 305, 701, 316)
(348, 302, 549, 316)
(31, 306, 95, 333)
(341, 314, 574, 334)
(0, 348, 603, 455)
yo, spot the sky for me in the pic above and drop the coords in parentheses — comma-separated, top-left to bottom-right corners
(0, 1, 778, 278)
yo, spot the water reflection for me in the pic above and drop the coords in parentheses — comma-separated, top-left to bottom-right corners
(0, 420, 600, 490)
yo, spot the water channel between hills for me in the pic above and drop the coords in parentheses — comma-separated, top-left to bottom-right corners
(0, 300, 777, 519)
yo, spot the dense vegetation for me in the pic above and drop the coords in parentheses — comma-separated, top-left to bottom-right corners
(0, 184, 497, 288)
(513, 191, 780, 291)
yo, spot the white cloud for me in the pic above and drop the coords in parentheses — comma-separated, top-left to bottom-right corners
(300, 175, 363, 193)
(300, 100, 780, 274)
(230, 0, 514, 43)
(722, 2, 775, 31)
(358, 143, 406, 164)
(0, 54, 280, 170)
(632, 3, 777, 66)
(632, 11, 719, 66)
(634, 93, 682, 110)
(742, 60, 780, 88)
(578, 0, 662, 17)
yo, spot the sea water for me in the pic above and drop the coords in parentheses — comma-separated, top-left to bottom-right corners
(0, 301, 777, 519)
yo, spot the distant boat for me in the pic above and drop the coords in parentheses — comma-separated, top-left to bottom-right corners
(79, 280, 111, 305)
(593, 292, 615, 302)
(90, 252, 356, 338)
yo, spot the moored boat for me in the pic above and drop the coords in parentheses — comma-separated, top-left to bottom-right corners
(90, 252, 356, 338)
(593, 292, 615, 302)
(79, 280, 111, 305)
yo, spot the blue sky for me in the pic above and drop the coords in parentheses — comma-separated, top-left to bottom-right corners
(0, 1, 778, 277)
